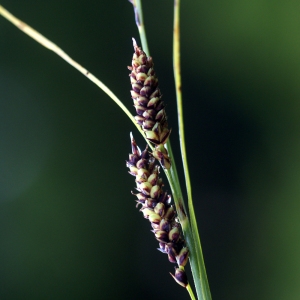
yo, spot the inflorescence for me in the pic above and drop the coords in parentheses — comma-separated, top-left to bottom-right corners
(126, 134, 188, 287)
(128, 39, 171, 169)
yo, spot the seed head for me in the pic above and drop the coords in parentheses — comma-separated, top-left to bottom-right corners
(128, 39, 171, 169)
(126, 134, 189, 288)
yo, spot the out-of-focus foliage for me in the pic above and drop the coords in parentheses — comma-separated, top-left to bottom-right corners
(1, 1, 300, 299)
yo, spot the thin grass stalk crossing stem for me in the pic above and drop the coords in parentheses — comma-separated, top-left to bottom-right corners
(0, 5, 147, 143)
(173, 1, 212, 299)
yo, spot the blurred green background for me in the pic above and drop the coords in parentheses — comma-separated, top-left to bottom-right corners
(1, 1, 300, 299)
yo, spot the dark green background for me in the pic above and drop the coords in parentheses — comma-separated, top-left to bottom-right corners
(1, 1, 300, 299)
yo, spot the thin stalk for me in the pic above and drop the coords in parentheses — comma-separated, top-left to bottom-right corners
(0, 5, 148, 143)
(164, 140, 200, 299)
(173, 1, 211, 299)
(187, 284, 197, 300)
(129, 0, 149, 56)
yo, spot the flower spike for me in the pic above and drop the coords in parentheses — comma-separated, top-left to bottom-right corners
(128, 39, 171, 169)
(126, 134, 188, 287)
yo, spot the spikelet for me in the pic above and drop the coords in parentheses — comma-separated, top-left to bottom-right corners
(126, 134, 188, 287)
(128, 39, 171, 169)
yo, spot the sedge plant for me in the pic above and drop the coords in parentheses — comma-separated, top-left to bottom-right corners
(0, 2, 212, 299)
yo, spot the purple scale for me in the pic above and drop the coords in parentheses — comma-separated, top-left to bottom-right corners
(140, 86, 152, 97)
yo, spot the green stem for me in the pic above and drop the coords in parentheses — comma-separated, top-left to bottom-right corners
(0, 5, 155, 149)
(129, 0, 149, 56)
(187, 284, 197, 300)
(0, 6, 137, 130)
(173, 1, 211, 299)
(165, 141, 206, 300)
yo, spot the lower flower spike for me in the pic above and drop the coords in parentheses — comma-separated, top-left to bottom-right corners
(126, 133, 189, 287)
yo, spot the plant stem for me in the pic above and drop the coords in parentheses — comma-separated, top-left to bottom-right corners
(0, 5, 149, 143)
(129, 0, 149, 56)
(173, 1, 211, 299)
(187, 284, 197, 300)
(164, 141, 204, 300)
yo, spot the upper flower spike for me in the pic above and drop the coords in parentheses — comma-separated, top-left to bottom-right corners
(128, 39, 171, 169)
